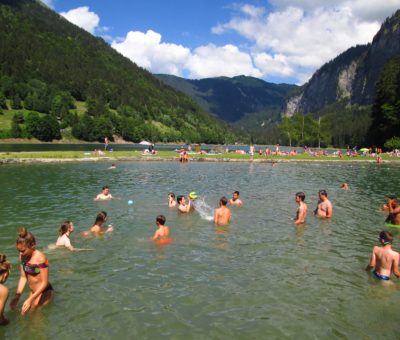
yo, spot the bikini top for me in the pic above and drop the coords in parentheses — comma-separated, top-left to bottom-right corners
(21, 255, 49, 276)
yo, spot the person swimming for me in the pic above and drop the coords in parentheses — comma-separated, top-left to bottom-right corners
(0, 254, 11, 325)
(94, 186, 113, 201)
(229, 191, 243, 206)
(152, 215, 173, 245)
(56, 221, 75, 251)
(177, 195, 192, 213)
(82, 211, 113, 236)
(168, 192, 177, 208)
(10, 228, 54, 315)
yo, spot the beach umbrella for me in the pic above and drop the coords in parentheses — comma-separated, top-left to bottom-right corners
(139, 140, 151, 145)
(360, 148, 369, 152)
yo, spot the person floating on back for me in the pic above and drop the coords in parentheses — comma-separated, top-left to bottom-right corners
(152, 215, 173, 245)
(229, 191, 243, 206)
(366, 230, 400, 280)
(0, 254, 11, 325)
(214, 196, 231, 226)
(314, 190, 332, 218)
(294, 192, 307, 225)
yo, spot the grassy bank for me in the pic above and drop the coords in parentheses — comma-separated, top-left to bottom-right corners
(0, 150, 399, 163)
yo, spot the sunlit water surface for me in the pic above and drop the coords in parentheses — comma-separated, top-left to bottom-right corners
(0, 161, 400, 339)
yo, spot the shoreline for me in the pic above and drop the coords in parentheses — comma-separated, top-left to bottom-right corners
(1, 155, 399, 165)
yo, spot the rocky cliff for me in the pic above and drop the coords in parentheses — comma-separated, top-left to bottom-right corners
(286, 9, 400, 115)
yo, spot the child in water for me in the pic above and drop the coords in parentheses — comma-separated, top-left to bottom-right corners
(0, 254, 11, 325)
(56, 221, 75, 251)
(152, 215, 172, 245)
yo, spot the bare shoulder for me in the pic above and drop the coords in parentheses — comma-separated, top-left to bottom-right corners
(34, 250, 47, 263)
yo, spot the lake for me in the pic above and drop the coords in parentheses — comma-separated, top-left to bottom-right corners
(0, 161, 399, 339)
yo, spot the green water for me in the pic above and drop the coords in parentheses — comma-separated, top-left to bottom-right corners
(0, 161, 400, 339)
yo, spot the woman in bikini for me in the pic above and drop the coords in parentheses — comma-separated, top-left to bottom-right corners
(0, 254, 11, 325)
(10, 228, 53, 315)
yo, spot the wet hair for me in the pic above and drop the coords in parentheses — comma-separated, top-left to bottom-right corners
(233, 191, 240, 196)
(379, 230, 393, 244)
(102, 186, 109, 191)
(296, 192, 306, 201)
(220, 196, 228, 206)
(168, 192, 175, 199)
(388, 195, 397, 200)
(59, 221, 70, 236)
(16, 227, 36, 248)
(318, 190, 327, 197)
(100, 211, 108, 219)
(156, 215, 166, 225)
(177, 195, 184, 204)
(95, 212, 106, 225)
(0, 254, 11, 275)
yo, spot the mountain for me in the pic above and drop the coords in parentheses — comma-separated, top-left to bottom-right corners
(0, 0, 235, 143)
(155, 74, 297, 143)
(286, 9, 400, 116)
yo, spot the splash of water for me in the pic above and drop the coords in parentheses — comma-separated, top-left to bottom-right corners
(193, 197, 214, 221)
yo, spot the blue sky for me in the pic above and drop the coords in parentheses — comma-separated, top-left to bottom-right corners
(43, 0, 400, 84)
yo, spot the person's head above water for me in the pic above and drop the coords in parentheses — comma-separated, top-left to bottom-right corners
(168, 192, 175, 199)
(318, 190, 328, 198)
(379, 230, 393, 245)
(232, 191, 240, 200)
(0, 254, 11, 283)
(177, 195, 185, 204)
(156, 215, 166, 226)
(102, 186, 109, 194)
(220, 196, 228, 206)
(95, 212, 107, 225)
(296, 192, 306, 202)
(16, 227, 36, 249)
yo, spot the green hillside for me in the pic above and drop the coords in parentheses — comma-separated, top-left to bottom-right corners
(156, 74, 297, 143)
(0, 0, 235, 143)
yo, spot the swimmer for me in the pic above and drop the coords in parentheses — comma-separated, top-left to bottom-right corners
(340, 183, 349, 190)
(56, 221, 75, 251)
(0, 254, 11, 325)
(109, 164, 117, 169)
(214, 196, 231, 226)
(386, 196, 400, 225)
(366, 230, 400, 280)
(152, 215, 171, 243)
(168, 192, 177, 208)
(314, 190, 333, 218)
(229, 191, 243, 206)
(177, 195, 192, 213)
(86, 212, 113, 235)
(94, 186, 113, 201)
(10, 228, 54, 315)
(294, 192, 308, 225)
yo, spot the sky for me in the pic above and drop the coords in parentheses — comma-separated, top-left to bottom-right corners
(41, 0, 400, 85)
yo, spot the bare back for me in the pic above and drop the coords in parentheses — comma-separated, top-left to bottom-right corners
(214, 206, 231, 225)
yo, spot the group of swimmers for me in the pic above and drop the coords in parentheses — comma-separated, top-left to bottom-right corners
(1, 177, 399, 325)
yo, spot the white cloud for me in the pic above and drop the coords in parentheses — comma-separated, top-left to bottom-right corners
(186, 44, 262, 78)
(212, 3, 386, 82)
(39, 0, 54, 8)
(112, 30, 191, 76)
(60, 6, 100, 34)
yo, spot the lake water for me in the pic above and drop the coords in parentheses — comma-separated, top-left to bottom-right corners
(0, 161, 399, 339)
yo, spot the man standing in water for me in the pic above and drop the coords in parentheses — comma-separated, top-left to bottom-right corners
(214, 197, 231, 225)
(386, 196, 400, 225)
(177, 195, 192, 213)
(366, 230, 400, 280)
(95, 186, 113, 201)
(229, 191, 243, 206)
(294, 192, 307, 225)
(314, 190, 332, 218)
